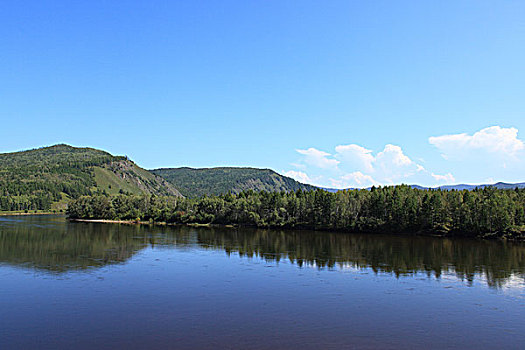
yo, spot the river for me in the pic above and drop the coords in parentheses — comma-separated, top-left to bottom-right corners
(0, 215, 524, 349)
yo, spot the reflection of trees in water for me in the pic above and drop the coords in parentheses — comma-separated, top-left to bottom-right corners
(0, 217, 524, 288)
(192, 227, 525, 288)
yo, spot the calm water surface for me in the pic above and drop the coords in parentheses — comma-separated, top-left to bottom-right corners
(0, 215, 524, 349)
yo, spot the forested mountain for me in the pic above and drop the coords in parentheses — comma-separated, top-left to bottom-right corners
(151, 167, 318, 198)
(0, 144, 181, 211)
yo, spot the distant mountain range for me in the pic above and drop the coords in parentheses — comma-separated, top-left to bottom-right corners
(151, 167, 317, 198)
(437, 182, 525, 190)
(322, 182, 525, 192)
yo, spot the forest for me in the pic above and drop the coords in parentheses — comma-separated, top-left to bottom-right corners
(67, 185, 525, 239)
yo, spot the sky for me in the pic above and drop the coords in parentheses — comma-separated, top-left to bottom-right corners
(1, 1, 524, 188)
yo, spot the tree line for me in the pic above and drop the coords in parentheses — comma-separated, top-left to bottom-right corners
(67, 185, 525, 239)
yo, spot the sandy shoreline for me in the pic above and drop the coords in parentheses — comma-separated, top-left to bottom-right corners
(71, 218, 147, 224)
(0, 212, 61, 217)
(69, 219, 220, 227)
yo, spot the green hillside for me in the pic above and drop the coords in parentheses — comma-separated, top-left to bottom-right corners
(0, 144, 182, 212)
(151, 167, 318, 198)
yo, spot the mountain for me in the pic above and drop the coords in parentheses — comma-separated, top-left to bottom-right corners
(438, 182, 525, 191)
(323, 182, 525, 192)
(409, 182, 525, 191)
(151, 167, 318, 198)
(0, 144, 182, 211)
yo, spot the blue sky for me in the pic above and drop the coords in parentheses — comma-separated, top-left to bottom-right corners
(1, 1, 524, 188)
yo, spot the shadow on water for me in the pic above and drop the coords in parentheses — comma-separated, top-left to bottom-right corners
(0, 215, 524, 288)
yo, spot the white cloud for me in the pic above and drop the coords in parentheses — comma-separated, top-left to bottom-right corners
(288, 126, 525, 188)
(330, 172, 378, 188)
(431, 172, 455, 183)
(333, 144, 413, 176)
(283, 170, 311, 184)
(376, 144, 412, 167)
(296, 148, 339, 170)
(373, 144, 415, 182)
(429, 126, 524, 159)
(292, 143, 446, 188)
(334, 144, 374, 172)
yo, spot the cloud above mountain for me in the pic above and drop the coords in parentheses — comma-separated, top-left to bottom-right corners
(429, 126, 524, 160)
(289, 142, 454, 189)
(285, 125, 524, 188)
(296, 148, 340, 170)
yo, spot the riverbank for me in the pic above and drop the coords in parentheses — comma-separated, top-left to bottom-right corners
(70, 218, 235, 228)
(71, 218, 145, 224)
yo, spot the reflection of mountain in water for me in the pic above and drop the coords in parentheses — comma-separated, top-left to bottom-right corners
(0, 216, 524, 288)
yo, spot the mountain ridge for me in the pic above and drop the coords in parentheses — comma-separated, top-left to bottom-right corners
(151, 166, 317, 198)
(322, 181, 525, 192)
